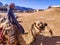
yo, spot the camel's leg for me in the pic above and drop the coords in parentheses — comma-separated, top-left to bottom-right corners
(49, 30, 53, 36)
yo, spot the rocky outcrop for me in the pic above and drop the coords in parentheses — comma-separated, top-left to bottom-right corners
(48, 6, 60, 9)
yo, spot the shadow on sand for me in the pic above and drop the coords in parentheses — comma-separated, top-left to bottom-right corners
(31, 35, 60, 45)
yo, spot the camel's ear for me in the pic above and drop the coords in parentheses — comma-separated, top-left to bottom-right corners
(31, 22, 36, 30)
(44, 23, 47, 26)
(34, 22, 36, 25)
(32, 22, 36, 27)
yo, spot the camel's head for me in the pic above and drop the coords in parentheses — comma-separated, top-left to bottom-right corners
(33, 21, 47, 30)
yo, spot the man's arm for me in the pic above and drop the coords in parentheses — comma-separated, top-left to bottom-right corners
(8, 15, 12, 23)
(8, 10, 13, 24)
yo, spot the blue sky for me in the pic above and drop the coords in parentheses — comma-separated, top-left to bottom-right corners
(0, 0, 60, 9)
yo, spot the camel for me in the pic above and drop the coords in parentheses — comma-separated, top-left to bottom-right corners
(0, 15, 53, 45)
(30, 21, 53, 45)
(17, 21, 53, 45)
(31, 21, 53, 37)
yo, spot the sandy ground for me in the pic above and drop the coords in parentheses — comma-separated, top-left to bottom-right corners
(0, 9, 60, 45)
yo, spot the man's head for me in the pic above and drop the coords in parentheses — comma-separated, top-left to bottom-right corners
(9, 3, 15, 9)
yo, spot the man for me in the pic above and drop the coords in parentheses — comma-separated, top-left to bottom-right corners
(7, 3, 24, 34)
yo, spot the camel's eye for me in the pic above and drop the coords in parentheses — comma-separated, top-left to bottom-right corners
(38, 23, 43, 27)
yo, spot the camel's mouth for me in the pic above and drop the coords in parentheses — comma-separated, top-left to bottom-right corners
(38, 23, 48, 30)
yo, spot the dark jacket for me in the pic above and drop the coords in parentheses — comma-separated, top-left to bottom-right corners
(7, 8, 24, 34)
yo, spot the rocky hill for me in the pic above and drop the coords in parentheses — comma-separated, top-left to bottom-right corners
(0, 2, 35, 13)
